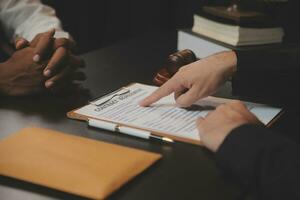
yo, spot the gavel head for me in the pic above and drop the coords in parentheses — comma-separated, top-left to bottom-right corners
(153, 49, 197, 86)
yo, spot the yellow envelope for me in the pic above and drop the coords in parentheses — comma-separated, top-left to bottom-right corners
(0, 127, 161, 199)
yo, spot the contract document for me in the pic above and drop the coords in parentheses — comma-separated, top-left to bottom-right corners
(69, 83, 282, 145)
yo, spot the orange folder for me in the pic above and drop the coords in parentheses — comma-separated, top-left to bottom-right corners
(0, 127, 161, 199)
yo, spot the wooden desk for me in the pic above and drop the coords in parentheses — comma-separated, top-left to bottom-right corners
(1, 30, 296, 200)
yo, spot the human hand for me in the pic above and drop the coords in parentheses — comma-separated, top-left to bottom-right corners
(0, 47, 47, 96)
(15, 29, 85, 89)
(197, 101, 262, 152)
(140, 51, 237, 107)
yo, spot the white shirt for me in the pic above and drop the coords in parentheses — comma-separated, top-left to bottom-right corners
(0, 0, 69, 42)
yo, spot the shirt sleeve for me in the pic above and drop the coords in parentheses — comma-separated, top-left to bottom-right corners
(0, 0, 69, 42)
(216, 124, 300, 200)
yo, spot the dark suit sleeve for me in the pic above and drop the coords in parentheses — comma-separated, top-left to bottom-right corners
(232, 48, 300, 105)
(215, 124, 300, 200)
(233, 0, 300, 74)
(231, 0, 300, 105)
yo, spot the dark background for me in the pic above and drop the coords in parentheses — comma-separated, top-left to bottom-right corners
(41, 0, 293, 53)
(42, 0, 213, 53)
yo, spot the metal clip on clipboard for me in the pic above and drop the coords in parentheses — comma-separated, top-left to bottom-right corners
(89, 87, 131, 106)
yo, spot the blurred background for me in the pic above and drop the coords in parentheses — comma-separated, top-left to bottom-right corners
(42, 0, 210, 53)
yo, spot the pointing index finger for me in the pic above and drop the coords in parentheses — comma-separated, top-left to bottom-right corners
(139, 79, 179, 107)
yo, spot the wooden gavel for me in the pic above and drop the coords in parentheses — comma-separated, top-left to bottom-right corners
(153, 49, 198, 86)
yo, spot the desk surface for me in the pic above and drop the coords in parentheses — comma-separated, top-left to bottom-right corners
(0, 30, 298, 200)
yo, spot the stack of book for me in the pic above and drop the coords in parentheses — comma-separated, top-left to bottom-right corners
(177, 6, 284, 58)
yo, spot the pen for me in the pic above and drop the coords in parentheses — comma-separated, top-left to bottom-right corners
(88, 119, 174, 143)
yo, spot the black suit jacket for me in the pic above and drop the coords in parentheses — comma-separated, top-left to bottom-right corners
(232, 0, 300, 106)
(216, 124, 300, 200)
(217, 1, 300, 199)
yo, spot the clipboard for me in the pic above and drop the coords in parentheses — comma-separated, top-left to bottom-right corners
(68, 83, 135, 121)
(67, 83, 283, 146)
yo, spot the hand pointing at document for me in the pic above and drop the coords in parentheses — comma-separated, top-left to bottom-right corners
(139, 51, 237, 107)
(139, 50, 263, 153)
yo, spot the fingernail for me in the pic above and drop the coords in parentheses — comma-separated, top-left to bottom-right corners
(139, 99, 146, 106)
(44, 69, 51, 77)
(33, 54, 40, 62)
(45, 81, 53, 88)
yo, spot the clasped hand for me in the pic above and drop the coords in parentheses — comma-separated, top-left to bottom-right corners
(0, 29, 85, 96)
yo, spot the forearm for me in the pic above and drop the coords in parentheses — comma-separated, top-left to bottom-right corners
(216, 124, 300, 200)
